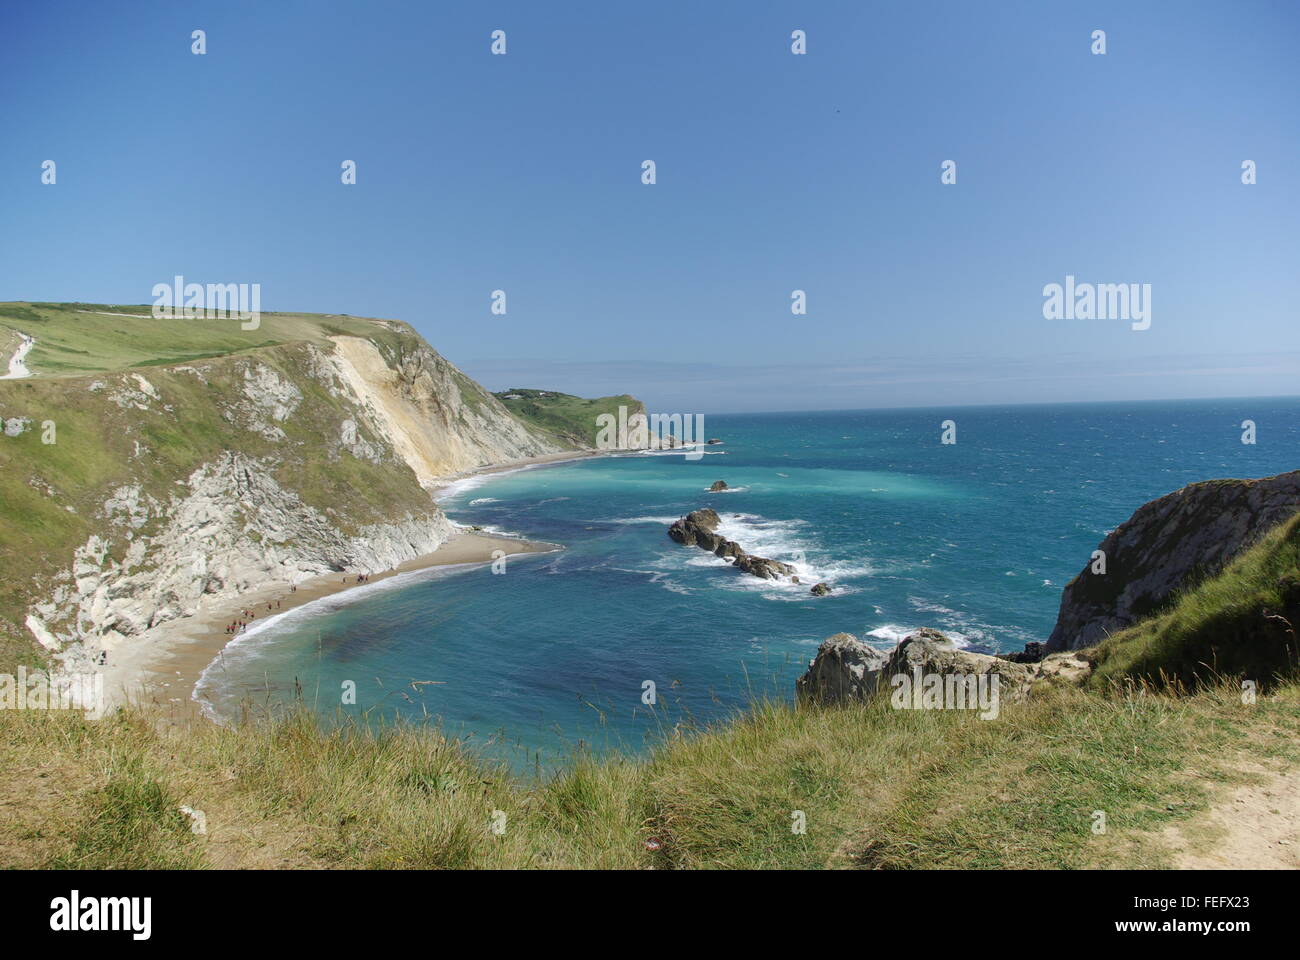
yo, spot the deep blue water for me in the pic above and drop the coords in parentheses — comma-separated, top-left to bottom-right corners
(195, 398, 1300, 770)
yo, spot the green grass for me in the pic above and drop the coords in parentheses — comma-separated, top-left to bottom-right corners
(1089, 512, 1300, 691)
(0, 302, 396, 379)
(493, 388, 642, 447)
(2, 679, 1296, 869)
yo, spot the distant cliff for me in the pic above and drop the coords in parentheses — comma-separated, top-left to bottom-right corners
(1046, 471, 1300, 652)
(0, 302, 634, 672)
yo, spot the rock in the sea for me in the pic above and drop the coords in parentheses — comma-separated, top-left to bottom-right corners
(706, 438, 722, 445)
(708, 480, 729, 492)
(796, 633, 890, 703)
(810, 582, 831, 596)
(667, 508, 795, 581)
(667, 508, 721, 546)
(733, 553, 795, 580)
(1046, 470, 1300, 651)
(714, 539, 744, 560)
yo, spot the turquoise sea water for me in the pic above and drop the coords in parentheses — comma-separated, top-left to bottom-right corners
(195, 398, 1300, 770)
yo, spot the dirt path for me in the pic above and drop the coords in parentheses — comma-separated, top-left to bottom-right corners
(1165, 761, 1300, 868)
(0, 332, 34, 379)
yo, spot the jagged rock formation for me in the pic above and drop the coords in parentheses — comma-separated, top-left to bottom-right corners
(1046, 471, 1300, 651)
(708, 480, 728, 492)
(797, 628, 1091, 704)
(667, 509, 796, 581)
(810, 582, 831, 596)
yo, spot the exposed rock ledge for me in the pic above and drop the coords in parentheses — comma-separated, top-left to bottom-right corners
(30, 451, 455, 664)
(667, 508, 796, 581)
(797, 629, 1091, 704)
(1045, 470, 1300, 652)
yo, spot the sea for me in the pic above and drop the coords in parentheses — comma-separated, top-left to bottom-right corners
(193, 397, 1300, 772)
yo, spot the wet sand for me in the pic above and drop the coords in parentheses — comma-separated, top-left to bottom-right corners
(98, 530, 559, 718)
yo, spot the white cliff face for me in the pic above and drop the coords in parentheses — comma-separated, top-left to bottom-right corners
(25, 329, 564, 664)
(328, 336, 561, 487)
(32, 452, 456, 659)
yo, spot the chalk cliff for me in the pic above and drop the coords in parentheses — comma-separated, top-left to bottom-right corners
(0, 305, 625, 672)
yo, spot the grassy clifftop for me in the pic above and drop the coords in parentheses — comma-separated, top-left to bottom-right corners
(0, 301, 395, 377)
(493, 388, 643, 448)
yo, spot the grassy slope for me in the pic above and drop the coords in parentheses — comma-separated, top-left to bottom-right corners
(3, 680, 1297, 869)
(0, 302, 388, 377)
(493, 388, 642, 448)
(1088, 511, 1300, 691)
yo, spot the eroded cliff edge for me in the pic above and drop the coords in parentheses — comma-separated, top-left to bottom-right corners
(1045, 471, 1300, 652)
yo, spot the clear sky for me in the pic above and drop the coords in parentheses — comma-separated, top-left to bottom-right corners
(1, 1, 1297, 413)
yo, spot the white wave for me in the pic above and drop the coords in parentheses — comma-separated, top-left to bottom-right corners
(468, 497, 501, 505)
(705, 485, 749, 494)
(863, 623, 972, 649)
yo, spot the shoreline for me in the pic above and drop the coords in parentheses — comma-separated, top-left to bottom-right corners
(96, 445, 617, 719)
(429, 447, 605, 499)
(99, 530, 559, 718)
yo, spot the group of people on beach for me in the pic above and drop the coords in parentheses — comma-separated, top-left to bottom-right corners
(221, 574, 369, 635)
(226, 598, 285, 634)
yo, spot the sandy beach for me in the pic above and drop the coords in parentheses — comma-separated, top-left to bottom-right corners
(98, 529, 559, 719)
(92, 446, 619, 719)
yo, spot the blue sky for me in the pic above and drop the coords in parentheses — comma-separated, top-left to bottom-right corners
(1, 0, 1297, 413)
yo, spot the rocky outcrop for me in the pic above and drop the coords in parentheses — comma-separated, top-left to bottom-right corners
(795, 633, 889, 703)
(708, 480, 728, 492)
(1046, 471, 1300, 651)
(667, 508, 722, 547)
(810, 582, 831, 597)
(667, 509, 796, 581)
(798, 628, 1089, 705)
